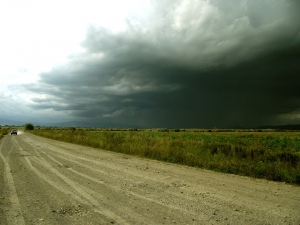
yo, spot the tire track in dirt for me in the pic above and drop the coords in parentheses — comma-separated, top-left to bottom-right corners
(0, 138, 25, 225)
(22, 134, 300, 224)
(17, 134, 175, 224)
(12, 137, 134, 225)
(2, 133, 299, 224)
(20, 136, 189, 224)
(21, 137, 206, 215)
(40, 149, 202, 218)
(20, 138, 272, 219)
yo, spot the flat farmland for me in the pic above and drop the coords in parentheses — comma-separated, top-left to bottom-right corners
(0, 131, 299, 224)
(31, 128, 300, 184)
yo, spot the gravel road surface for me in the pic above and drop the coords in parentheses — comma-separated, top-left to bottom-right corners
(0, 132, 299, 224)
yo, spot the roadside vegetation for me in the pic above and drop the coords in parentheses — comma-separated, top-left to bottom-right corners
(30, 128, 300, 185)
(0, 127, 10, 138)
(24, 123, 34, 131)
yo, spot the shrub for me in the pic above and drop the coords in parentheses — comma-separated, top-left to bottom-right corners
(24, 123, 34, 131)
(0, 128, 10, 138)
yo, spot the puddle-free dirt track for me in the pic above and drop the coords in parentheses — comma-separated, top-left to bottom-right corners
(0, 133, 299, 224)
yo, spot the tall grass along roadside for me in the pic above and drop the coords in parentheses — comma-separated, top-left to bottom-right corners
(30, 128, 300, 185)
(0, 127, 10, 138)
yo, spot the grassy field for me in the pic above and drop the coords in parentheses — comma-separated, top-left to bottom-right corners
(30, 128, 300, 185)
(0, 127, 10, 138)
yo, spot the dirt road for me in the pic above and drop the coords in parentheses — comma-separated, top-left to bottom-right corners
(0, 132, 299, 225)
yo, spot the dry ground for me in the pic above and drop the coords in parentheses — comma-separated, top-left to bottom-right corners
(0, 132, 299, 224)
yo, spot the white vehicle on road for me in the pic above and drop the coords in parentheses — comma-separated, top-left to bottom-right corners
(10, 129, 17, 135)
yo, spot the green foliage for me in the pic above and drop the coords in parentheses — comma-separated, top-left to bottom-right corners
(24, 123, 34, 131)
(30, 129, 300, 185)
(0, 128, 10, 138)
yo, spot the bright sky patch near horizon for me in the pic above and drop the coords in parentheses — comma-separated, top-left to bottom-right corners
(0, 0, 300, 127)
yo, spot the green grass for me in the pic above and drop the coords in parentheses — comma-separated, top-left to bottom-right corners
(0, 127, 10, 138)
(30, 128, 300, 185)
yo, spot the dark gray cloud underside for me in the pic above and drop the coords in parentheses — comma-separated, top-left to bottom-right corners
(23, 0, 300, 128)
(25, 42, 300, 128)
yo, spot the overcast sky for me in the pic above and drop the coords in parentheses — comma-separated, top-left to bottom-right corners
(1, 0, 300, 128)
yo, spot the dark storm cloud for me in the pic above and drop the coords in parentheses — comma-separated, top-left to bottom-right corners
(24, 0, 300, 127)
